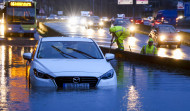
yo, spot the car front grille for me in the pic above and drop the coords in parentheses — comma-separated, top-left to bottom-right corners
(54, 77, 99, 88)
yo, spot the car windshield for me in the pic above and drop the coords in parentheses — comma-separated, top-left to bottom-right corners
(159, 26, 176, 33)
(37, 41, 103, 59)
(91, 16, 100, 21)
(115, 20, 126, 25)
(7, 7, 35, 24)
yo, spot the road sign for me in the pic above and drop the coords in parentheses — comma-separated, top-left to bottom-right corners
(39, 8, 45, 14)
(177, 1, 184, 10)
(118, 0, 133, 5)
(185, 2, 190, 17)
(136, 0, 148, 4)
(58, 11, 63, 15)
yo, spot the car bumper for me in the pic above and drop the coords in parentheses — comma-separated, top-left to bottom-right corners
(30, 73, 117, 88)
(159, 41, 181, 45)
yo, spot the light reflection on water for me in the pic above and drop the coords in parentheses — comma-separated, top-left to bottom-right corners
(0, 46, 33, 110)
(158, 48, 184, 59)
(0, 45, 190, 111)
(0, 24, 4, 37)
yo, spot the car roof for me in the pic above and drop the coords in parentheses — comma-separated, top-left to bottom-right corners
(41, 37, 94, 42)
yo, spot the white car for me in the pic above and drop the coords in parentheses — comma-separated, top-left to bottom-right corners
(23, 37, 117, 89)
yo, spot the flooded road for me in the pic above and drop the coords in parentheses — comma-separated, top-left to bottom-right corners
(0, 45, 190, 111)
(45, 22, 190, 60)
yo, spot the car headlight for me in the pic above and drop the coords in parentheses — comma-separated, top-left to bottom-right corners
(100, 69, 114, 79)
(33, 69, 54, 79)
(30, 28, 35, 31)
(8, 27, 12, 30)
(160, 35, 166, 41)
(88, 21, 93, 25)
(176, 36, 181, 41)
(129, 26, 135, 32)
(99, 22, 104, 26)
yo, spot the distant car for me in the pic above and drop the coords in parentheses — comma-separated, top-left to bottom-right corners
(113, 18, 135, 36)
(101, 17, 109, 21)
(23, 37, 117, 88)
(143, 20, 150, 25)
(149, 25, 181, 48)
(85, 16, 104, 29)
(46, 14, 58, 20)
(37, 16, 47, 19)
(58, 16, 68, 20)
(130, 17, 144, 24)
(113, 18, 128, 27)
(68, 16, 80, 25)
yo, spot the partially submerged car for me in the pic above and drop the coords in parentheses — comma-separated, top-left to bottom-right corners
(23, 37, 117, 89)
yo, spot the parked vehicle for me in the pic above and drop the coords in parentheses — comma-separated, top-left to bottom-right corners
(23, 37, 117, 88)
(149, 25, 181, 48)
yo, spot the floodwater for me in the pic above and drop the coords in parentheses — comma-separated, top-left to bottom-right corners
(0, 45, 190, 111)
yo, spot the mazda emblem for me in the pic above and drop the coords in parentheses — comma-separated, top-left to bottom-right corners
(73, 77, 80, 83)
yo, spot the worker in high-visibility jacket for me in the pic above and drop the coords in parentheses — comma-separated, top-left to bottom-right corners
(109, 26, 130, 51)
(140, 38, 158, 56)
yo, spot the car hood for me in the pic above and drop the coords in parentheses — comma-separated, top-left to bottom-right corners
(159, 32, 178, 37)
(34, 59, 112, 77)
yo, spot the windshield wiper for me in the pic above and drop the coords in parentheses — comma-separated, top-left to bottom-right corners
(66, 47, 97, 59)
(51, 46, 77, 58)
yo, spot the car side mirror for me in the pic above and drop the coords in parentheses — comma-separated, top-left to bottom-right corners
(105, 53, 115, 61)
(23, 53, 32, 61)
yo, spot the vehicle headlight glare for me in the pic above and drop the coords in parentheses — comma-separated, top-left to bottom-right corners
(160, 35, 165, 41)
(99, 22, 104, 26)
(100, 69, 114, 79)
(129, 26, 135, 31)
(176, 36, 181, 41)
(8, 27, 12, 30)
(30, 28, 35, 31)
(88, 21, 93, 25)
(33, 69, 53, 79)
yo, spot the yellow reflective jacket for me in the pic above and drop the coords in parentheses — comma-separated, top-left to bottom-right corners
(140, 45, 158, 55)
(109, 26, 130, 39)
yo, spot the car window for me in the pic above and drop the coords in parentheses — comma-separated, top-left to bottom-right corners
(159, 26, 176, 33)
(37, 41, 103, 59)
(115, 20, 126, 25)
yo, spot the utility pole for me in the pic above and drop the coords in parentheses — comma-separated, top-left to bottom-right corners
(133, 0, 136, 24)
(100, 0, 102, 17)
(93, 0, 94, 15)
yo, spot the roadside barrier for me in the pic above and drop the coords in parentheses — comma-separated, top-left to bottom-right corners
(100, 47, 190, 70)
